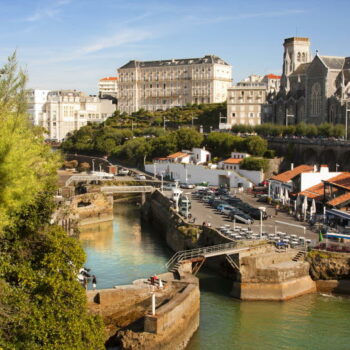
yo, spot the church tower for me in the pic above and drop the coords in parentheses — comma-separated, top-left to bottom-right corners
(281, 37, 311, 92)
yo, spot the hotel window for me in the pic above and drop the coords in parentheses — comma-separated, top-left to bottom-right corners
(232, 113, 236, 117)
(249, 113, 254, 118)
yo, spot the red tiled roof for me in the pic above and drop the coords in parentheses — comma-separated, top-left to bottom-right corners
(327, 192, 350, 207)
(299, 182, 324, 201)
(167, 152, 189, 159)
(298, 172, 350, 202)
(265, 74, 281, 79)
(222, 158, 243, 164)
(324, 172, 350, 190)
(100, 77, 118, 81)
(271, 165, 314, 183)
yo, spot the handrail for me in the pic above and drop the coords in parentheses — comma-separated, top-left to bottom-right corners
(165, 242, 250, 271)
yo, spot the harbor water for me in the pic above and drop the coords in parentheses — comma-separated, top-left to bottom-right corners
(80, 204, 350, 350)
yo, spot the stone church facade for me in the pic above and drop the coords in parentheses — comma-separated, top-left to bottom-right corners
(267, 37, 350, 125)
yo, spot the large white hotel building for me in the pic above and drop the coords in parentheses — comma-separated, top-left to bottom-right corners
(117, 55, 232, 114)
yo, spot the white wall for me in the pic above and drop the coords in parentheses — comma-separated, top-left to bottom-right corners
(236, 169, 263, 185)
(147, 162, 255, 188)
(300, 172, 341, 191)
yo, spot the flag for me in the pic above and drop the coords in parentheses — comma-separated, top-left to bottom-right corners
(319, 231, 323, 242)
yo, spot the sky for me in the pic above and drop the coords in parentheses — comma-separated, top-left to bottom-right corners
(0, 0, 349, 94)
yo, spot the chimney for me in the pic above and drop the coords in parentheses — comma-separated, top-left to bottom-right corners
(291, 163, 294, 170)
(314, 165, 317, 172)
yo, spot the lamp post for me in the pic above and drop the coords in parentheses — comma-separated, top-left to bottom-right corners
(346, 101, 350, 140)
(160, 172, 164, 192)
(285, 108, 294, 126)
(259, 210, 263, 239)
(92, 159, 95, 173)
(191, 116, 198, 127)
(163, 116, 169, 130)
(153, 163, 157, 179)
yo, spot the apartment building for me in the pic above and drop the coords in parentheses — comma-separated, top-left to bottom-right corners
(99, 76, 118, 98)
(28, 89, 116, 141)
(225, 82, 267, 127)
(27, 89, 51, 125)
(117, 55, 232, 114)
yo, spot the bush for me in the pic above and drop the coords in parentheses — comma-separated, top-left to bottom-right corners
(264, 149, 275, 158)
(78, 162, 90, 172)
(64, 160, 78, 169)
(240, 157, 269, 172)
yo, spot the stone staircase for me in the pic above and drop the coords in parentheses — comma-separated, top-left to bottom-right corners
(292, 250, 306, 262)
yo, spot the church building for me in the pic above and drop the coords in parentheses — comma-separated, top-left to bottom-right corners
(268, 37, 350, 125)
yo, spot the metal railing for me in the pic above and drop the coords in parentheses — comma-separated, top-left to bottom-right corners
(165, 242, 250, 271)
(101, 186, 154, 193)
(65, 175, 114, 186)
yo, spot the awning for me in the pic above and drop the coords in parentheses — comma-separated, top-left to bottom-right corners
(324, 233, 350, 240)
(326, 209, 350, 220)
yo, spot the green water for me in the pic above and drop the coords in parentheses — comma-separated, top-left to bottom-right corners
(80, 204, 350, 350)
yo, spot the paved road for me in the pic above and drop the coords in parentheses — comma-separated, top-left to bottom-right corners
(177, 189, 319, 244)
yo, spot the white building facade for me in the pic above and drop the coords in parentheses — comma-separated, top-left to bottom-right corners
(27, 89, 51, 125)
(28, 90, 116, 141)
(99, 77, 118, 98)
(117, 55, 232, 114)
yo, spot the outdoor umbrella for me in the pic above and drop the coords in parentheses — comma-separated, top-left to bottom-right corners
(279, 186, 285, 204)
(311, 199, 316, 218)
(284, 187, 289, 203)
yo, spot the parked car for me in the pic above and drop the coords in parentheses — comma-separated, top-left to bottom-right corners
(135, 174, 146, 180)
(180, 183, 195, 189)
(233, 212, 254, 224)
(118, 168, 130, 176)
(163, 183, 177, 191)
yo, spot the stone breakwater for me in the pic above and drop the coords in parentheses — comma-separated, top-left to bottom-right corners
(87, 268, 200, 350)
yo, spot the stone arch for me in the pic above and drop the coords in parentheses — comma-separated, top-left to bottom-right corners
(303, 148, 318, 165)
(320, 149, 337, 170)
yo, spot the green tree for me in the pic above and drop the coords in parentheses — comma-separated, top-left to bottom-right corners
(243, 136, 268, 156)
(0, 53, 104, 349)
(175, 128, 203, 150)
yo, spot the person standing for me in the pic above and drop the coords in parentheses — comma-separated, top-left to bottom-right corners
(92, 275, 97, 291)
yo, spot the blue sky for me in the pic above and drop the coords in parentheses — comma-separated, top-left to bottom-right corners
(0, 0, 349, 94)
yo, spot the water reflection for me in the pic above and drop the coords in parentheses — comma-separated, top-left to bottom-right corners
(79, 203, 171, 289)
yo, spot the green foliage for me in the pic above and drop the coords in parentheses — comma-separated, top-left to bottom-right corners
(78, 162, 90, 172)
(264, 149, 275, 158)
(240, 157, 269, 172)
(0, 53, 105, 349)
(204, 132, 243, 158)
(243, 136, 268, 156)
(175, 128, 204, 150)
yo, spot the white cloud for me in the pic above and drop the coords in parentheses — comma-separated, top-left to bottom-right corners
(26, 0, 71, 22)
(186, 9, 305, 25)
(79, 29, 153, 55)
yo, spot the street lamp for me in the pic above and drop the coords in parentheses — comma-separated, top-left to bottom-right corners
(163, 116, 169, 130)
(191, 116, 198, 127)
(160, 171, 164, 192)
(259, 208, 264, 239)
(92, 159, 95, 173)
(345, 101, 350, 140)
(285, 108, 294, 126)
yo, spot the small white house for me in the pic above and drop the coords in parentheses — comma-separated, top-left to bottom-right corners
(156, 147, 211, 165)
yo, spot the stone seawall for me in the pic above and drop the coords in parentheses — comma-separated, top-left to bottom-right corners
(144, 190, 317, 301)
(87, 270, 200, 349)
